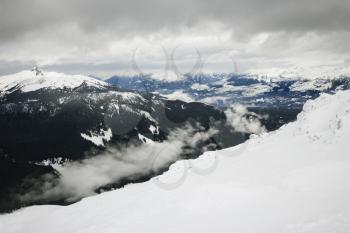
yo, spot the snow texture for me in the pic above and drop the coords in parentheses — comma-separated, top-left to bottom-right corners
(81, 128, 113, 147)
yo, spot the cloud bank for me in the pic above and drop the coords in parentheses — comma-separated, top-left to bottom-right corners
(0, 0, 349, 77)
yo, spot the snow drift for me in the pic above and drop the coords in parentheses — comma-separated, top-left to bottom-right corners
(1, 91, 350, 233)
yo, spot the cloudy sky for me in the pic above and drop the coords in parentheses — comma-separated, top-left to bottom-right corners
(0, 0, 349, 78)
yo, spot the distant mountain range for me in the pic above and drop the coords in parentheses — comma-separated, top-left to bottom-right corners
(105, 72, 350, 109)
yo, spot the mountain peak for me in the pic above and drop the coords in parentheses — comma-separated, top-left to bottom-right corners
(31, 66, 44, 76)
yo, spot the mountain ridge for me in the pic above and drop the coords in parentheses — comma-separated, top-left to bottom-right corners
(0, 70, 108, 95)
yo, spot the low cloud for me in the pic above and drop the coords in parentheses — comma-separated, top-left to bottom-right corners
(16, 107, 265, 204)
(161, 90, 195, 102)
(225, 104, 266, 134)
(17, 125, 218, 204)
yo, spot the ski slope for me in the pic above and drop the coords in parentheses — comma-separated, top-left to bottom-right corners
(1, 91, 350, 233)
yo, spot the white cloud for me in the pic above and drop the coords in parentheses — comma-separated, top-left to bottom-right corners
(225, 104, 266, 134)
(191, 83, 210, 91)
(161, 90, 195, 102)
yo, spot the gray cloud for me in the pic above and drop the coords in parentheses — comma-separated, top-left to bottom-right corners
(0, 60, 36, 76)
(0, 0, 349, 76)
(1, 0, 349, 42)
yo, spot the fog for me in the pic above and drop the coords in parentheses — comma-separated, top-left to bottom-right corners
(16, 106, 264, 204)
(17, 125, 218, 203)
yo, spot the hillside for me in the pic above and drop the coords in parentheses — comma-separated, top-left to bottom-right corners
(1, 91, 349, 233)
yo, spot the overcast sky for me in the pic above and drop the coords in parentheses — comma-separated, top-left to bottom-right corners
(0, 0, 349, 78)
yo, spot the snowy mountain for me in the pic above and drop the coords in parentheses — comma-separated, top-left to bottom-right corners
(1, 90, 349, 233)
(248, 65, 350, 80)
(1, 69, 283, 212)
(0, 69, 108, 95)
(106, 72, 350, 109)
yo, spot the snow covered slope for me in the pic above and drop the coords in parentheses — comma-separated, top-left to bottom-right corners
(1, 91, 350, 233)
(0, 70, 108, 94)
